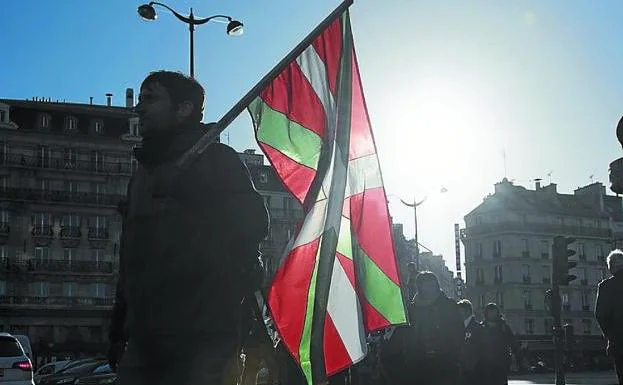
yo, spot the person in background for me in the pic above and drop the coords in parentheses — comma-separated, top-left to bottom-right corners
(595, 249, 623, 385)
(457, 299, 485, 385)
(481, 303, 519, 385)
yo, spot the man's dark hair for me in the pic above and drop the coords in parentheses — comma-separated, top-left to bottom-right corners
(414, 270, 439, 292)
(141, 70, 205, 123)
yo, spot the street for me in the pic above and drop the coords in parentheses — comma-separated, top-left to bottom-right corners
(509, 371, 618, 385)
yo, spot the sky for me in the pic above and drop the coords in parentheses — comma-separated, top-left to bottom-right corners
(2, 1, 623, 274)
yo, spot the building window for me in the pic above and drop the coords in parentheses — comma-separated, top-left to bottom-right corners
(130, 119, 140, 136)
(66, 181, 81, 194)
(525, 319, 534, 335)
(63, 282, 78, 297)
(523, 290, 533, 310)
(580, 268, 588, 285)
(476, 268, 485, 285)
(64, 248, 77, 264)
(37, 145, 52, 168)
(581, 291, 590, 311)
(557, 216, 564, 225)
(582, 319, 592, 334)
(64, 147, 78, 168)
(30, 281, 50, 297)
(91, 249, 104, 263)
(40, 114, 50, 129)
(34, 247, 50, 262)
(32, 213, 52, 234)
(0, 141, 7, 164)
(493, 240, 502, 258)
(0, 110, 5, 123)
(522, 264, 531, 283)
(596, 245, 604, 262)
(91, 151, 103, 171)
(541, 240, 549, 259)
(542, 265, 551, 284)
(94, 121, 104, 134)
(0, 210, 9, 225)
(522, 239, 530, 257)
(544, 318, 553, 334)
(61, 213, 81, 228)
(479, 294, 486, 309)
(0, 280, 5, 296)
(496, 291, 504, 308)
(578, 243, 586, 261)
(0, 245, 7, 265)
(92, 283, 107, 298)
(475, 243, 483, 259)
(494, 265, 503, 283)
(66, 116, 78, 131)
(562, 292, 571, 310)
(38, 179, 51, 192)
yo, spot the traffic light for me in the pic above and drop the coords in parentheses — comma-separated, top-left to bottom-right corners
(552, 236, 577, 286)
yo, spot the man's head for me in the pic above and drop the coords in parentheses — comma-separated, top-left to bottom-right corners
(135, 71, 205, 137)
(457, 299, 473, 321)
(415, 271, 440, 299)
(484, 303, 501, 323)
(606, 249, 623, 276)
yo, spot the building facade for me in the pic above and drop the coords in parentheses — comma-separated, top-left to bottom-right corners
(461, 178, 622, 369)
(0, 95, 139, 363)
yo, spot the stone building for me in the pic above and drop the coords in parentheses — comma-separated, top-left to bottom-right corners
(461, 178, 622, 369)
(0, 94, 138, 362)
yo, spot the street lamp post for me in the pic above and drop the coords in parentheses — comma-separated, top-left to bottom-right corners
(398, 187, 447, 272)
(138, 2, 244, 78)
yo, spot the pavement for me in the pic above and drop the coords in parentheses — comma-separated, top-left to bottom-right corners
(509, 371, 618, 385)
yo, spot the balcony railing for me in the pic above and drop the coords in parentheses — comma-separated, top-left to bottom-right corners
(1, 187, 124, 207)
(32, 225, 54, 237)
(465, 221, 611, 239)
(0, 296, 113, 307)
(60, 226, 82, 239)
(2, 258, 114, 274)
(2, 153, 135, 175)
(88, 227, 109, 240)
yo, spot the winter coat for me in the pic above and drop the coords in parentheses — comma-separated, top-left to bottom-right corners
(481, 319, 518, 369)
(595, 272, 623, 355)
(408, 291, 464, 362)
(461, 316, 485, 372)
(109, 123, 269, 346)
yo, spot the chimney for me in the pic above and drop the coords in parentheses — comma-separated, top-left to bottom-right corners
(535, 178, 542, 190)
(90, 97, 94, 105)
(125, 88, 134, 108)
(106, 93, 113, 107)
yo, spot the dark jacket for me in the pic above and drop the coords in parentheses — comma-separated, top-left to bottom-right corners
(461, 316, 485, 372)
(110, 123, 269, 345)
(408, 291, 464, 362)
(482, 318, 518, 369)
(595, 272, 623, 355)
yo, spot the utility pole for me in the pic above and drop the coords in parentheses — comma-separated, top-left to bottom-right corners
(550, 235, 577, 385)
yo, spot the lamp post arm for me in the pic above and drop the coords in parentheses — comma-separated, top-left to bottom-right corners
(150, 1, 193, 24)
(193, 14, 233, 26)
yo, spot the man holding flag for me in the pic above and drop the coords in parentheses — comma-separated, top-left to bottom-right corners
(117, 0, 409, 383)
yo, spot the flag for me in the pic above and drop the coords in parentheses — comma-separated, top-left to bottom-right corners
(247, 3, 408, 384)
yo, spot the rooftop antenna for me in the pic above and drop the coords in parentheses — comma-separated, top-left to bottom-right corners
(589, 174, 595, 183)
(546, 171, 552, 184)
(502, 147, 507, 179)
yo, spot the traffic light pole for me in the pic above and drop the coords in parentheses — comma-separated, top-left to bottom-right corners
(550, 282, 566, 385)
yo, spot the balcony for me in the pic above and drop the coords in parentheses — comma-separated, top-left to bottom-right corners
(3, 153, 134, 175)
(0, 296, 113, 307)
(1, 187, 124, 207)
(31, 225, 54, 238)
(87, 227, 109, 240)
(29, 259, 114, 274)
(60, 226, 82, 239)
(465, 221, 611, 239)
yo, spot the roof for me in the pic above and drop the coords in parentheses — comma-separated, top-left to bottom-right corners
(466, 180, 613, 219)
(1, 99, 135, 118)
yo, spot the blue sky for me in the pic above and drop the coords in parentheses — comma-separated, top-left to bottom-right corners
(2, 1, 623, 273)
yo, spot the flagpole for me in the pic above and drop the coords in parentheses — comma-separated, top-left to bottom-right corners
(176, 0, 354, 169)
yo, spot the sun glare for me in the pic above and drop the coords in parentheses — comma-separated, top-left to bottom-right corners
(376, 75, 498, 196)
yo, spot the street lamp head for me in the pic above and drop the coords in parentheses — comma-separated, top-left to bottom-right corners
(226, 20, 244, 36)
(138, 4, 157, 21)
